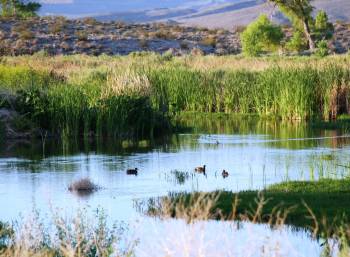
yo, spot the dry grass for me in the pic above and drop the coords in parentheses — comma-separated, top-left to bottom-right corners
(1, 54, 349, 81)
(0, 209, 133, 257)
(105, 68, 151, 97)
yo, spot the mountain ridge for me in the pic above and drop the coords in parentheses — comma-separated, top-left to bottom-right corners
(39, 0, 350, 29)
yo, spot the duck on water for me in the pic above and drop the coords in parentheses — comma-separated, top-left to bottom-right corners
(127, 168, 138, 175)
(195, 165, 206, 175)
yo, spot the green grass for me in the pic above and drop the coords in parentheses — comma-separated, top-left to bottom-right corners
(1, 55, 350, 139)
(156, 179, 350, 234)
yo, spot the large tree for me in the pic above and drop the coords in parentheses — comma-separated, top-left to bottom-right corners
(268, 0, 315, 50)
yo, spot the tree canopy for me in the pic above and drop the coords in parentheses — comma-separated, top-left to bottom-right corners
(241, 15, 284, 56)
(0, 0, 41, 18)
(268, 0, 315, 50)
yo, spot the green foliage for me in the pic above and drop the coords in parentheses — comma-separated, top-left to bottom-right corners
(268, 0, 315, 50)
(241, 15, 283, 56)
(286, 30, 308, 52)
(315, 40, 329, 57)
(1, 57, 350, 140)
(0, 0, 41, 17)
(15, 87, 49, 128)
(314, 10, 334, 40)
(268, 179, 350, 193)
(161, 178, 350, 232)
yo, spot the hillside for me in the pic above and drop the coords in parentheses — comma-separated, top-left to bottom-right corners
(178, 0, 350, 29)
(89, 0, 350, 29)
(39, 0, 350, 29)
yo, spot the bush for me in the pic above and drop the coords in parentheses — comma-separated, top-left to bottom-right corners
(315, 10, 334, 40)
(241, 15, 284, 56)
(48, 21, 66, 34)
(286, 30, 308, 52)
(18, 29, 34, 40)
(315, 40, 329, 57)
(201, 36, 217, 47)
(75, 30, 88, 41)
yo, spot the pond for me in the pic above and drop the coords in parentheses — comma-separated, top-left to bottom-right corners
(0, 116, 349, 256)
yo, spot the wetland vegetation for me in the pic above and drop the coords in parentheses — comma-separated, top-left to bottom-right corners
(1, 54, 350, 141)
(1, 55, 350, 256)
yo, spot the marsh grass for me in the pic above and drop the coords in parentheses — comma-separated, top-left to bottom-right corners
(1, 55, 350, 140)
(148, 179, 350, 235)
(145, 182, 350, 256)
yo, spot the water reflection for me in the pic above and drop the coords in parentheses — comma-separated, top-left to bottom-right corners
(131, 218, 328, 257)
(0, 116, 349, 255)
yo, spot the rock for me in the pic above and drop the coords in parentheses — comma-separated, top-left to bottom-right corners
(0, 17, 348, 56)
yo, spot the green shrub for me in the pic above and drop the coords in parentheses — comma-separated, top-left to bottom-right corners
(314, 10, 334, 40)
(286, 30, 308, 52)
(241, 15, 284, 56)
(315, 40, 329, 57)
(15, 87, 49, 129)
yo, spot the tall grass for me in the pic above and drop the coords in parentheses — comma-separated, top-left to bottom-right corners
(149, 65, 350, 120)
(1, 55, 350, 139)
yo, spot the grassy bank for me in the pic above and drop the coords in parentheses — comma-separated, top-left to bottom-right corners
(1, 54, 350, 139)
(149, 179, 350, 236)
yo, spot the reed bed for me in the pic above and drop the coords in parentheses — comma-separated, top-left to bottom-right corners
(1, 54, 350, 139)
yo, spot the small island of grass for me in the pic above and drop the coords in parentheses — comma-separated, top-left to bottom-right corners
(150, 179, 350, 235)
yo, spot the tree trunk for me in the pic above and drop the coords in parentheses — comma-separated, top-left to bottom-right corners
(303, 18, 315, 51)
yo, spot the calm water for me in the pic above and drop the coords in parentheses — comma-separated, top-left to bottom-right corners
(0, 116, 349, 256)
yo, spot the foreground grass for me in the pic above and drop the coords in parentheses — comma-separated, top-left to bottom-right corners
(0, 211, 134, 257)
(151, 179, 350, 234)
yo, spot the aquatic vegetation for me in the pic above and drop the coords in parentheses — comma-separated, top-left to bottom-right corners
(170, 170, 191, 185)
(68, 178, 99, 193)
(147, 179, 350, 234)
(0, 55, 350, 140)
(144, 184, 350, 255)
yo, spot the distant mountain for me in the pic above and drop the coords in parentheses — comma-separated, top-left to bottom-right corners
(177, 0, 350, 29)
(39, 0, 350, 29)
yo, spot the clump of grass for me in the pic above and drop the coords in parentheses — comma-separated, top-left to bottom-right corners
(170, 170, 191, 185)
(0, 209, 134, 257)
(68, 178, 99, 192)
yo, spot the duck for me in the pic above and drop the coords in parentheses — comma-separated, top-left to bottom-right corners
(222, 169, 229, 178)
(126, 168, 138, 176)
(195, 165, 206, 175)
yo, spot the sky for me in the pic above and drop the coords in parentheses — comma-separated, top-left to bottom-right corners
(39, 0, 234, 17)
